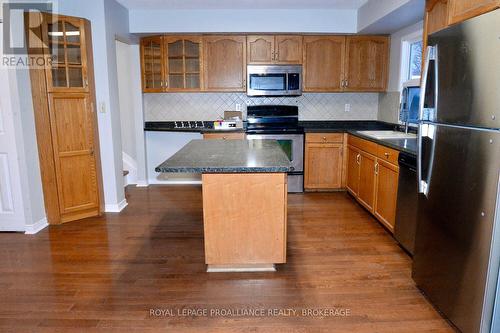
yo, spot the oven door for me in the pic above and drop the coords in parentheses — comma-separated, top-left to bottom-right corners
(246, 134, 304, 192)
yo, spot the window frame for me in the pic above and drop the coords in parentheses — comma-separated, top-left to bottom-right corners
(398, 30, 423, 91)
(398, 30, 423, 126)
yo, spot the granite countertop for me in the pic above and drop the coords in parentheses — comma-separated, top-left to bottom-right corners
(347, 130, 418, 156)
(299, 120, 396, 133)
(155, 139, 292, 173)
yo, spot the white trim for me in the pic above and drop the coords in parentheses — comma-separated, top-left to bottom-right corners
(135, 180, 149, 187)
(148, 179, 202, 185)
(122, 152, 138, 186)
(25, 217, 48, 235)
(398, 29, 423, 91)
(105, 198, 128, 213)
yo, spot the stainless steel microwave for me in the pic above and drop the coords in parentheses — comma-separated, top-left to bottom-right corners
(247, 65, 302, 97)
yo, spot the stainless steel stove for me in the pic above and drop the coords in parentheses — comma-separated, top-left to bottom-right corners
(245, 105, 304, 192)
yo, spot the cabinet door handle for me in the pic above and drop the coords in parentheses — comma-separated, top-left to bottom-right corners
(375, 162, 379, 175)
(356, 154, 360, 165)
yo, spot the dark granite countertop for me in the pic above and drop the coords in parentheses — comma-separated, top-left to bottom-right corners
(155, 139, 292, 173)
(347, 131, 417, 156)
(144, 121, 245, 133)
(299, 120, 396, 133)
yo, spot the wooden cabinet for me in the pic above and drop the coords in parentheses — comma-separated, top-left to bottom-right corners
(140, 36, 165, 92)
(423, 0, 499, 69)
(344, 36, 389, 92)
(203, 132, 246, 140)
(303, 36, 346, 92)
(164, 36, 203, 91)
(357, 151, 377, 212)
(203, 35, 246, 91)
(28, 13, 103, 224)
(304, 133, 344, 190)
(303, 35, 389, 92)
(247, 35, 302, 64)
(374, 160, 399, 231)
(347, 135, 400, 233)
(448, 0, 499, 24)
(346, 146, 360, 195)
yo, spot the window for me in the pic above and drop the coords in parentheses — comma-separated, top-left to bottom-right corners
(407, 40, 423, 80)
(399, 31, 423, 88)
(398, 30, 423, 125)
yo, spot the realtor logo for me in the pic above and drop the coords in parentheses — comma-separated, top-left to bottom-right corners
(2, 1, 53, 67)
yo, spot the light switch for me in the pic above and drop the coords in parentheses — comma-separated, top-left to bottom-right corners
(99, 102, 106, 113)
(344, 103, 351, 112)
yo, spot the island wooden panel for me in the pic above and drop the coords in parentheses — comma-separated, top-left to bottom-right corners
(202, 173, 287, 265)
(202, 132, 245, 140)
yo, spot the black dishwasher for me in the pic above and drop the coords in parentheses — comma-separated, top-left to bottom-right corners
(394, 151, 418, 255)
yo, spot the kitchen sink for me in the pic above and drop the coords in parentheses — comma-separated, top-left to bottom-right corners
(357, 130, 417, 140)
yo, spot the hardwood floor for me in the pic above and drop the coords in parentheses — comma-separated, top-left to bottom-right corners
(0, 186, 453, 332)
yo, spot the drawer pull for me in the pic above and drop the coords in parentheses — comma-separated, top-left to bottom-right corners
(322, 136, 327, 141)
(384, 152, 390, 158)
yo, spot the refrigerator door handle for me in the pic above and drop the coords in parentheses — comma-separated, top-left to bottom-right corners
(418, 123, 437, 196)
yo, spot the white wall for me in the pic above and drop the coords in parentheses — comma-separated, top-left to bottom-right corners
(387, 20, 424, 92)
(115, 40, 147, 186)
(378, 20, 423, 124)
(54, 0, 131, 211)
(129, 9, 358, 33)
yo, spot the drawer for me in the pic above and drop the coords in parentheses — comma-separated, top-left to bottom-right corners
(306, 133, 344, 143)
(203, 132, 246, 140)
(348, 135, 378, 156)
(377, 145, 399, 165)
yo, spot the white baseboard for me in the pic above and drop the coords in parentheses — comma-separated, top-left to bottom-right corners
(135, 180, 149, 187)
(105, 198, 128, 213)
(148, 179, 202, 185)
(25, 217, 48, 235)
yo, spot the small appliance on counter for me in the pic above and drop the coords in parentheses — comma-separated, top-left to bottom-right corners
(213, 111, 244, 130)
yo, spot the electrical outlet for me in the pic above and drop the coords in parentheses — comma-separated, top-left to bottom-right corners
(344, 103, 351, 112)
(99, 102, 106, 114)
(235, 103, 242, 112)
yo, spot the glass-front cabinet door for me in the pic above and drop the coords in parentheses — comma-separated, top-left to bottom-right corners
(43, 15, 88, 92)
(164, 36, 203, 91)
(141, 36, 164, 92)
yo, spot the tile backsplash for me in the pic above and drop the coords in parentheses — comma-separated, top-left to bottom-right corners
(144, 92, 379, 121)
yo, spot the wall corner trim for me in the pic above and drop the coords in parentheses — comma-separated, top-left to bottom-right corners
(25, 217, 48, 235)
(105, 198, 128, 213)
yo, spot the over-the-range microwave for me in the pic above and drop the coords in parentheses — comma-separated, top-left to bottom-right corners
(246, 65, 302, 97)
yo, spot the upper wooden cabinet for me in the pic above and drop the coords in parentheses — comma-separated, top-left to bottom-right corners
(164, 36, 203, 91)
(303, 36, 346, 92)
(344, 36, 389, 92)
(247, 35, 302, 64)
(140, 34, 389, 93)
(203, 35, 246, 91)
(140, 36, 165, 92)
(448, 0, 500, 24)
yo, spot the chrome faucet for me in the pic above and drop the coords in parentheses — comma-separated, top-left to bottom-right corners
(404, 110, 410, 134)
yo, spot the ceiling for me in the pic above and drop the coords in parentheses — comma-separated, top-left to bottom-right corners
(116, 0, 369, 10)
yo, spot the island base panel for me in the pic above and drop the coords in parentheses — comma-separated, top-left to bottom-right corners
(202, 173, 287, 266)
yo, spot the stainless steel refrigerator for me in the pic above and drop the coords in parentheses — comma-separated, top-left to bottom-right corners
(413, 9, 500, 333)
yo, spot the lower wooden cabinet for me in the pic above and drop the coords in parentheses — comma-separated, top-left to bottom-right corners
(347, 135, 400, 233)
(304, 133, 344, 190)
(358, 150, 377, 212)
(346, 146, 360, 194)
(374, 159, 399, 231)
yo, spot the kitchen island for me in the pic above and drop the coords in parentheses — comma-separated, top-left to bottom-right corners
(155, 139, 292, 272)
